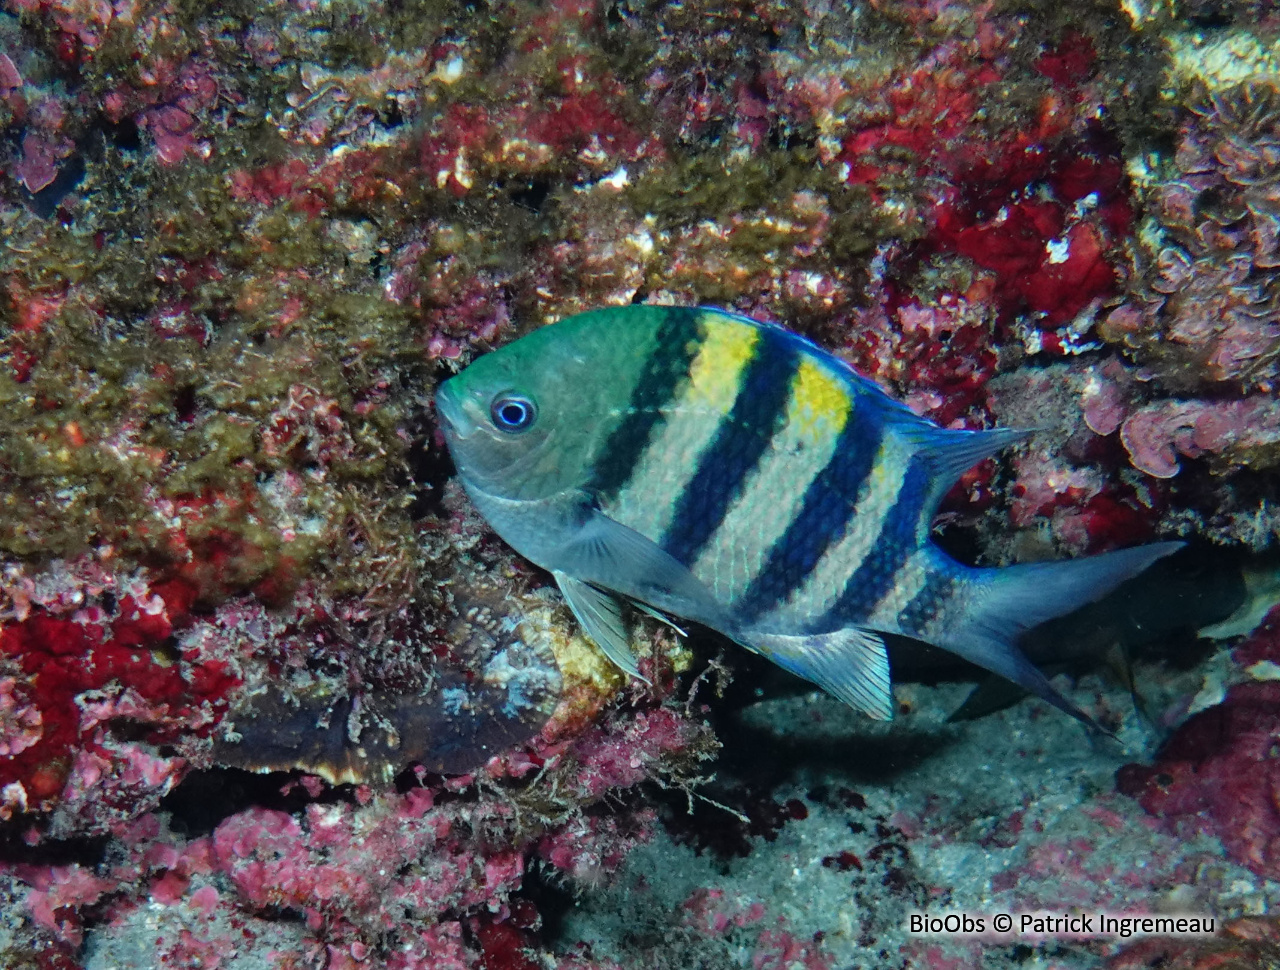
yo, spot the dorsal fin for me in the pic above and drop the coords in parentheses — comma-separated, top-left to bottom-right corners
(895, 422, 1031, 517)
(694, 306, 1029, 518)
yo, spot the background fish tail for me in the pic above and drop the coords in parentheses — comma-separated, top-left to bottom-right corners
(936, 541, 1184, 728)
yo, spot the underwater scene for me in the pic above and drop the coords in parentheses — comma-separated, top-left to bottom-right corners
(0, 0, 1279, 966)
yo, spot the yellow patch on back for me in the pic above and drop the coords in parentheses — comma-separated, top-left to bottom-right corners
(604, 314, 759, 542)
(789, 357, 852, 441)
(682, 316, 759, 410)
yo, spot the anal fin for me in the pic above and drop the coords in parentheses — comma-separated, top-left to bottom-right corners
(553, 571, 648, 682)
(748, 627, 894, 720)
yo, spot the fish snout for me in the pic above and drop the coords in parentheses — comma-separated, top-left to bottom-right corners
(435, 381, 473, 440)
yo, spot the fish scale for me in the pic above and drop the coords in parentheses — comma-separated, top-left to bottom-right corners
(770, 432, 916, 630)
(437, 305, 1183, 728)
(587, 308, 704, 503)
(600, 313, 758, 547)
(901, 561, 962, 641)
(828, 462, 930, 631)
(690, 358, 852, 605)
(660, 340, 800, 570)
(735, 398, 881, 623)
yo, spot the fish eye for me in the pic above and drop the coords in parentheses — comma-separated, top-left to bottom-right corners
(490, 394, 537, 433)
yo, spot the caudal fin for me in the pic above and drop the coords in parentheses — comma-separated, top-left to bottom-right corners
(942, 542, 1184, 729)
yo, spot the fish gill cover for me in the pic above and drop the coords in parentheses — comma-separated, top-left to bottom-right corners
(0, 0, 1275, 967)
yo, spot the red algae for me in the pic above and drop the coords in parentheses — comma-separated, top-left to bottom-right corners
(0, 580, 237, 825)
(1117, 608, 1280, 881)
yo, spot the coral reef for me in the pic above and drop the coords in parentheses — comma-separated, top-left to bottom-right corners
(0, 0, 1276, 965)
(1117, 606, 1280, 881)
(1107, 914, 1280, 969)
(1107, 81, 1280, 394)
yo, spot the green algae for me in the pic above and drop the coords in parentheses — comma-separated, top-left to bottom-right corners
(0, 0, 604, 590)
(0, 0, 924, 584)
(625, 150, 821, 228)
(621, 148, 921, 305)
(0, 135, 426, 591)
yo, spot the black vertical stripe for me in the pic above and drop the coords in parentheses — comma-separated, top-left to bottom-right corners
(660, 332, 801, 566)
(736, 402, 884, 623)
(815, 461, 929, 631)
(899, 555, 957, 639)
(587, 307, 702, 502)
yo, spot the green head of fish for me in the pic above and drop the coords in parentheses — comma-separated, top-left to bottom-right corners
(435, 306, 664, 503)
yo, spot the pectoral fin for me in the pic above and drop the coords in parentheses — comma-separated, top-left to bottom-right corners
(633, 602, 688, 637)
(748, 627, 894, 720)
(555, 509, 732, 633)
(553, 571, 647, 681)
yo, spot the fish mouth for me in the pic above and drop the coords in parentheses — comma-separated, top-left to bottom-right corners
(434, 382, 473, 440)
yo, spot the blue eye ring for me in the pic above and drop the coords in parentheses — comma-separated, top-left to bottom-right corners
(490, 394, 537, 432)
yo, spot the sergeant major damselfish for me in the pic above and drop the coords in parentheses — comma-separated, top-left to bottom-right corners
(435, 305, 1180, 726)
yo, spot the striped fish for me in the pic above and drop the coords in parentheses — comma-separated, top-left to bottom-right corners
(436, 306, 1180, 725)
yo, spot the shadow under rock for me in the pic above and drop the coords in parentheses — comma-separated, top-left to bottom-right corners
(159, 766, 345, 838)
(715, 708, 959, 789)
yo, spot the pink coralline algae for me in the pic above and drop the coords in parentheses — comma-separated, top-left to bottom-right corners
(537, 811, 655, 886)
(0, 675, 42, 756)
(963, 359, 1168, 555)
(1119, 396, 1280, 478)
(1008, 450, 1134, 551)
(1, 9, 227, 199)
(679, 888, 835, 970)
(209, 798, 525, 942)
(844, 288, 1000, 429)
(106, 57, 223, 167)
(0, 690, 716, 966)
(14, 128, 75, 195)
(1068, 78, 1280, 525)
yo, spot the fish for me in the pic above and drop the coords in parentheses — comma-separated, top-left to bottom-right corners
(435, 305, 1182, 727)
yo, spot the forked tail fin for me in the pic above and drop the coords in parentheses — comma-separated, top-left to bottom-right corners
(941, 542, 1184, 728)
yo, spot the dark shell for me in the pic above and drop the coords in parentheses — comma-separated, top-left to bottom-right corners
(213, 582, 563, 784)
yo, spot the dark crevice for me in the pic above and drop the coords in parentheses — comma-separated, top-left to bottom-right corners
(0, 830, 110, 867)
(158, 766, 354, 838)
